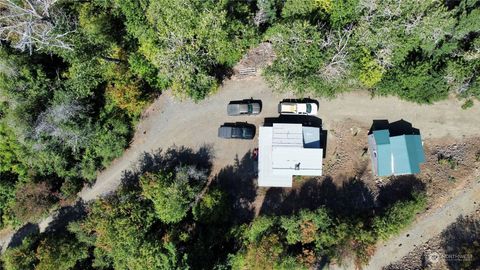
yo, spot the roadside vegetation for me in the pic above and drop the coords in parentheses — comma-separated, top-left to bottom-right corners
(0, 0, 257, 229)
(262, 0, 480, 104)
(0, 0, 478, 268)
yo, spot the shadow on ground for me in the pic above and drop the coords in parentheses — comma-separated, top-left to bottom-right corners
(259, 174, 426, 219)
(441, 215, 480, 270)
(43, 200, 87, 234)
(259, 177, 375, 218)
(121, 145, 214, 189)
(215, 150, 257, 223)
(377, 175, 426, 209)
(369, 119, 420, 136)
(6, 223, 39, 250)
(6, 200, 87, 250)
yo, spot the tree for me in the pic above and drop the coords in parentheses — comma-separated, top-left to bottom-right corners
(12, 181, 56, 223)
(35, 233, 89, 270)
(243, 215, 276, 244)
(141, 166, 206, 224)
(192, 187, 229, 224)
(229, 234, 305, 270)
(33, 101, 89, 153)
(2, 237, 37, 270)
(264, 21, 356, 97)
(0, 122, 27, 176)
(355, 0, 455, 68)
(254, 0, 279, 26)
(0, 0, 74, 53)
(79, 188, 184, 269)
(281, 0, 323, 19)
(113, 0, 256, 100)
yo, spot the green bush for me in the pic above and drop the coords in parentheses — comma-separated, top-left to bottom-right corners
(328, 0, 359, 28)
(373, 192, 427, 240)
(193, 188, 229, 224)
(141, 167, 205, 224)
(244, 216, 276, 244)
(376, 61, 449, 103)
(461, 99, 474, 109)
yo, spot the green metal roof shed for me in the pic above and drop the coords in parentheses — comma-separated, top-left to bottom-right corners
(368, 130, 425, 176)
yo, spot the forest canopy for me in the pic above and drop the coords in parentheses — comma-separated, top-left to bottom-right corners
(0, 0, 479, 269)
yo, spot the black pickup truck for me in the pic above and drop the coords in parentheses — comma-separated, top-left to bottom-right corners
(218, 123, 255, 139)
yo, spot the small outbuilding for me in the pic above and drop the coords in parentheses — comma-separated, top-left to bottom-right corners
(258, 123, 323, 187)
(368, 121, 425, 177)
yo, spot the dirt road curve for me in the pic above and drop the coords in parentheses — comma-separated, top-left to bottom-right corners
(365, 175, 480, 270)
(1, 76, 480, 257)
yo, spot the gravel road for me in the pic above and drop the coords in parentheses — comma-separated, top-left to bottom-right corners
(1, 76, 480, 258)
(365, 174, 480, 270)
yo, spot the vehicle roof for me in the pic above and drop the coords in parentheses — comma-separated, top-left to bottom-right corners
(227, 104, 249, 114)
(218, 126, 232, 137)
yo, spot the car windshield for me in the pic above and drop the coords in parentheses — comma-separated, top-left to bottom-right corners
(243, 128, 253, 138)
(231, 127, 242, 137)
(247, 104, 253, 113)
(306, 104, 312, 113)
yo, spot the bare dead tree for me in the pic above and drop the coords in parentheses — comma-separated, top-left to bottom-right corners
(0, 0, 74, 53)
(33, 101, 87, 152)
(318, 26, 353, 82)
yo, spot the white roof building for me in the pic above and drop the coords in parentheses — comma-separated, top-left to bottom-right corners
(258, 123, 323, 187)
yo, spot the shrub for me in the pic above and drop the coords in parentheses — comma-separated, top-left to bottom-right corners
(377, 61, 449, 104)
(373, 192, 427, 240)
(141, 167, 205, 224)
(12, 182, 56, 224)
(461, 99, 474, 109)
(244, 216, 276, 244)
(437, 154, 458, 170)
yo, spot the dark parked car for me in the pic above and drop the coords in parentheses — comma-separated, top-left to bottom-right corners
(218, 123, 255, 139)
(227, 100, 261, 116)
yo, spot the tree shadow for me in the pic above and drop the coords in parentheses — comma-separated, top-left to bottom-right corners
(377, 175, 426, 210)
(5, 200, 88, 251)
(43, 200, 87, 234)
(215, 150, 257, 223)
(7, 222, 39, 250)
(260, 175, 425, 219)
(441, 215, 480, 270)
(214, 63, 234, 84)
(121, 144, 214, 189)
(259, 177, 376, 219)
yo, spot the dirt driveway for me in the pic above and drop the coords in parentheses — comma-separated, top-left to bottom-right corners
(80, 76, 480, 201)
